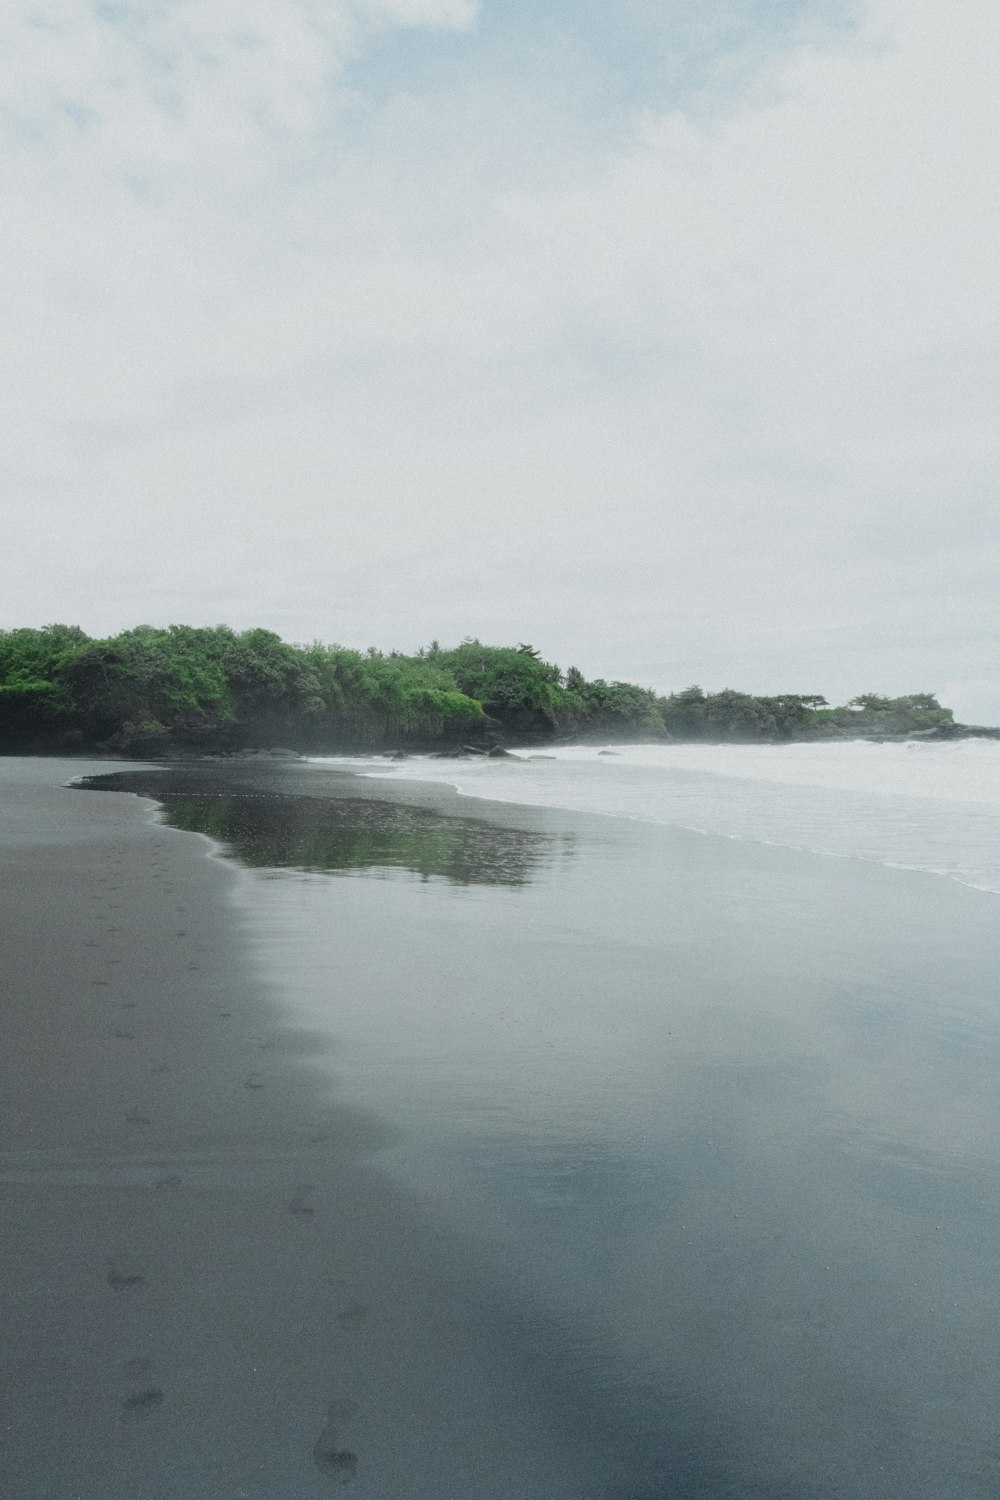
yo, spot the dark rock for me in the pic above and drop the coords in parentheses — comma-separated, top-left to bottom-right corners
(235, 747, 303, 761)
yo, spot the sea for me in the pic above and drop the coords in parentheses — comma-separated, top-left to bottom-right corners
(321, 736, 1000, 896)
(76, 739, 1000, 1497)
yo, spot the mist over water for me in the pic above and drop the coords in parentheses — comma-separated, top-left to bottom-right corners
(321, 738, 1000, 895)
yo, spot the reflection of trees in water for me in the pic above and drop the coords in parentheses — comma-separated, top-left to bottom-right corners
(81, 773, 563, 887)
(166, 795, 554, 886)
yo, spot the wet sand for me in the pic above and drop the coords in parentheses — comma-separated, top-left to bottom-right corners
(0, 759, 603, 1499)
(8, 756, 1000, 1499)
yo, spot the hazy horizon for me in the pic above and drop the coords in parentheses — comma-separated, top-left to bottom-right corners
(3, 1, 997, 720)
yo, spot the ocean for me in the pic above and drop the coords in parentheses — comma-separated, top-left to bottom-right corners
(321, 736, 1000, 895)
(63, 744, 1000, 1496)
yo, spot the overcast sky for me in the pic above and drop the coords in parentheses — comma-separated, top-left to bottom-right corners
(2, 0, 998, 719)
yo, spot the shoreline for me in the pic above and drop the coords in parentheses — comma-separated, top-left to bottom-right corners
(303, 741, 1000, 903)
(8, 754, 1000, 1497)
(5, 714, 999, 769)
(0, 758, 606, 1498)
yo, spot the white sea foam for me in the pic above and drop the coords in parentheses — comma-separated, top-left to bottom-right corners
(309, 738, 1000, 895)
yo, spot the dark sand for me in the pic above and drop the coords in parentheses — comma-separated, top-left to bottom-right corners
(0, 759, 602, 1499)
(8, 756, 1000, 1500)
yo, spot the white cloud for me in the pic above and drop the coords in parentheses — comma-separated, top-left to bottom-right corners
(1, 0, 997, 717)
(0, 0, 473, 161)
(362, 0, 478, 29)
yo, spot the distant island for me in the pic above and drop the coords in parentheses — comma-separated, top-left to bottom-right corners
(0, 624, 995, 756)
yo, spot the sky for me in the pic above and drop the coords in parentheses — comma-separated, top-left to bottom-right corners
(2, 0, 998, 720)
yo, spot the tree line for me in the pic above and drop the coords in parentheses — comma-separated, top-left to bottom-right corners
(0, 623, 962, 754)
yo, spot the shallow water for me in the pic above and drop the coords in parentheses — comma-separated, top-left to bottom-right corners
(323, 737, 1000, 895)
(79, 760, 1000, 1497)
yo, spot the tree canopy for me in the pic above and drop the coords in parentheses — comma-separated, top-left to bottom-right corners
(0, 622, 962, 754)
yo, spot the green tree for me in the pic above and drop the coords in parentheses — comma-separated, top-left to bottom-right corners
(574, 678, 663, 736)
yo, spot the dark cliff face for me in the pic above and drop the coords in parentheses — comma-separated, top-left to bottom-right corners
(101, 708, 501, 759)
(0, 715, 490, 760)
(6, 720, 995, 759)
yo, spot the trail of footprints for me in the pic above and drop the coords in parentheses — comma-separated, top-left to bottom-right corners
(86, 834, 364, 1480)
(313, 1399, 360, 1484)
(86, 838, 219, 1120)
(121, 1358, 164, 1418)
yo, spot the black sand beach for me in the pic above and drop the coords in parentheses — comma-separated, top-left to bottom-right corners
(0, 759, 604, 1499)
(5, 755, 1000, 1499)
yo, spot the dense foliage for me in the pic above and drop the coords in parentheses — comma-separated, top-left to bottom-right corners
(0, 625, 486, 752)
(657, 686, 956, 741)
(0, 622, 964, 754)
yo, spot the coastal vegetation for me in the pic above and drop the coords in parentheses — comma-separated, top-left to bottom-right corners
(0, 622, 980, 755)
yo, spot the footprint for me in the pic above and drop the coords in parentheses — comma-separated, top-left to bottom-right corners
(149, 1063, 170, 1077)
(313, 1399, 359, 1484)
(106, 1255, 143, 1290)
(122, 1386, 164, 1416)
(243, 1072, 265, 1091)
(112, 1028, 136, 1040)
(336, 1302, 369, 1332)
(121, 1000, 138, 1010)
(121, 1356, 163, 1415)
(288, 1185, 316, 1216)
